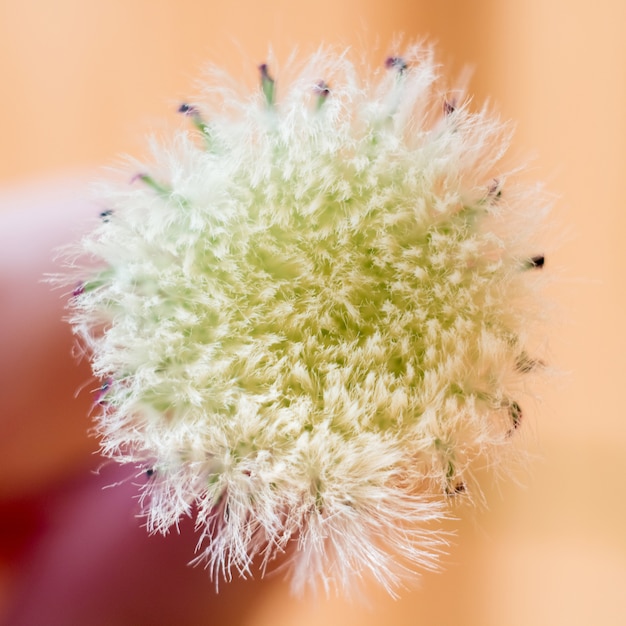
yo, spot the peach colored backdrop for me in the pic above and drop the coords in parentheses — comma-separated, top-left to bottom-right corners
(1, 1, 625, 625)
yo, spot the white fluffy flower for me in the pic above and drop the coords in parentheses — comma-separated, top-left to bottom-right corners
(66, 45, 548, 596)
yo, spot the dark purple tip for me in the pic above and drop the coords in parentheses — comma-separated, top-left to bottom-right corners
(385, 56, 407, 73)
(178, 102, 198, 116)
(523, 255, 545, 270)
(146, 468, 155, 478)
(72, 282, 84, 297)
(258, 63, 270, 78)
(446, 481, 467, 496)
(508, 401, 523, 434)
(443, 98, 457, 116)
(314, 80, 330, 97)
(95, 378, 113, 405)
(516, 352, 544, 373)
(99, 209, 113, 222)
(488, 179, 502, 198)
(130, 173, 146, 185)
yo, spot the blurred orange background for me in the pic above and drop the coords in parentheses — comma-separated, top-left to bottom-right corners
(1, 0, 625, 624)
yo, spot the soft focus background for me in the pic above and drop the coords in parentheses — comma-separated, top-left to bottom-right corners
(1, 1, 625, 624)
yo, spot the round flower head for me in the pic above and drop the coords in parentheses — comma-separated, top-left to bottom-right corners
(67, 45, 549, 596)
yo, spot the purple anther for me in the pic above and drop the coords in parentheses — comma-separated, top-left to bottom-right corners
(488, 178, 502, 198)
(178, 102, 198, 116)
(445, 481, 466, 496)
(506, 401, 523, 437)
(130, 173, 146, 185)
(72, 282, 84, 297)
(443, 98, 457, 116)
(99, 209, 113, 222)
(522, 254, 545, 270)
(385, 56, 408, 73)
(95, 378, 113, 405)
(515, 352, 544, 373)
(130, 172, 170, 196)
(314, 80, 330, 110)
(314, 80, 330, 97)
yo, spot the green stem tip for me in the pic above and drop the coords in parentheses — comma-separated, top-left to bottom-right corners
(259, 63, 275, 107)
